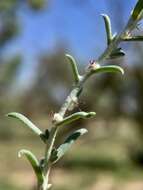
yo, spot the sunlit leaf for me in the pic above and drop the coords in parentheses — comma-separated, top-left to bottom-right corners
(18, 149, 44, 184)
(56, 112, 96, 126)
(7, 112, 43, 136)
(101, 14, 112, 45)
(122, 36, 143, 41)
(90, 65, 124, 76)
(51, 128, 88, 163)
(131, 0, 143, 21)
(65, 54, 80, 84)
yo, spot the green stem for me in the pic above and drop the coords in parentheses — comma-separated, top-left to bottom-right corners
(38, 169, 51, 190)
(58, 87, 82, 117)
(39, 126, 58, 190)
(44, 126, 58, 170)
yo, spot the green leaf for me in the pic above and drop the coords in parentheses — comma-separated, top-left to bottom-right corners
(65, 54, 81, 84)
(90, 65, 124, 75)
(122, 36, 143, 41)
(56, 111, 96, 126)
(101, 14, 112, 45)
(18, 149, 44, 184)
(7, 112, 43, 136)
(52, 128, 88, 163)
(131, 0, 143, 21)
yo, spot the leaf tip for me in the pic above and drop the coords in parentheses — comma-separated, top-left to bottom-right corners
(101, 13, 107, 18)
(6, 112, 13, 117)
(65, 53, 70, 57)
(112, 66, 124, 75)
(6, 112, 19, 118)
(101, 13, 111, 23)
(65, 53, 72, 59)
(89, 112, 96, 116)
(80, 128, 88, 134)
(118, 67, 124, 75)
(18, 150, 24, 158)
(86, 112, 96, 118)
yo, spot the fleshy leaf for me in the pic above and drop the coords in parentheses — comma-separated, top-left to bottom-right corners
(18, 149, 44, 184)
(90, 65, 124, 75)
(101, 14, 112, 45)
(65, 54, 81, 84)
(131, 0, 143, 21)
(56, 111, 96, 126)
(7, 112, 42, 136)
(122, 36, 143, 41)
(52, 128, 88, 163)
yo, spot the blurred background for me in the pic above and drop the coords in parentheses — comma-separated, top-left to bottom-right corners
(1, 0, 143, 190)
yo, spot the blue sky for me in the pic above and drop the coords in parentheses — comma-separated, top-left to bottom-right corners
(5, 0, 137, 85)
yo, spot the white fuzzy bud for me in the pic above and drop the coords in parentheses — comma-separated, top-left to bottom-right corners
(53, 113, 63, 123)
(86, 60, 100, 72)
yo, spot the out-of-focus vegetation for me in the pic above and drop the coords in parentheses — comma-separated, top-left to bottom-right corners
(2, 0, 143, 190)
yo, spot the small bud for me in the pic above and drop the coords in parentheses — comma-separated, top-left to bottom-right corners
(87, 60, 100, 71)
(53, 113, 63, 123)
